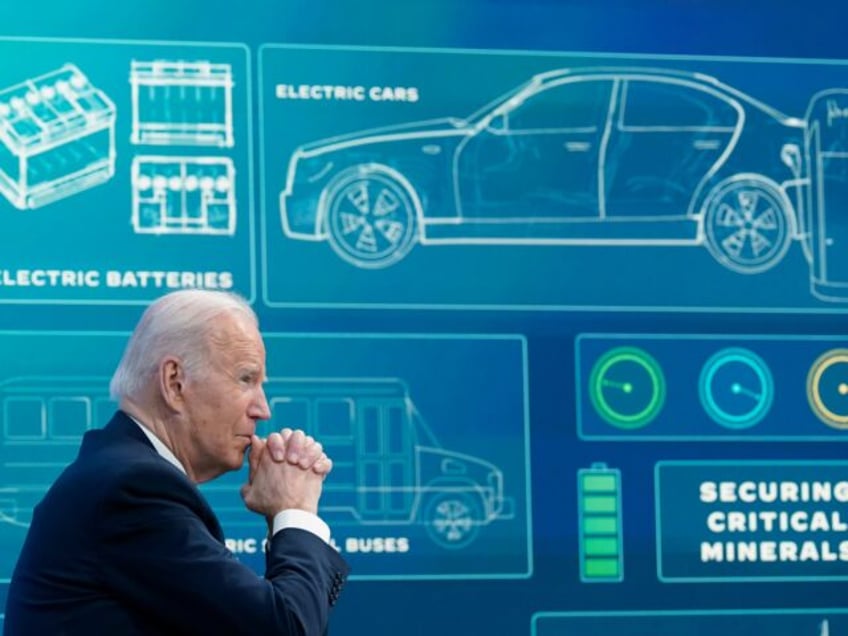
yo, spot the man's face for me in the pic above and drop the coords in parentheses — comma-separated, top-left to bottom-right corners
(180, 313, 270, 483)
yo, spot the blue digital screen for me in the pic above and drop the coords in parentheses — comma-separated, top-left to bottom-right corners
(0, 1, 846, 634)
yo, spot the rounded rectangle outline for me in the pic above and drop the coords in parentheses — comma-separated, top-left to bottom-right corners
(653, 459, 848, 582)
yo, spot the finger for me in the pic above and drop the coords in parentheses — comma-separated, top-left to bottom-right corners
(312, 454, 332, 476)
(280, 427, 293, 441)
(298, 439, 322, 470)
(285, 429, 306, 465)
(248, 435, 266, 482)
(266, 432, 286, 462)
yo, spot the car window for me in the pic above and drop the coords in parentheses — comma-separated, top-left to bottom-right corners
(508, 79, 611, 131)
(620, 79, 738, 129)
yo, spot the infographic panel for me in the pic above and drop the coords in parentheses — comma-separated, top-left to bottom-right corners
(572, 333, 848, 590)
(260, 44, 848, 312)
(0, 332, 530, 582)
(576, 334, 848, 441)
(0, 38, 253, 304)
(532, 609, 847, 636)
(656, 460, 848, 581)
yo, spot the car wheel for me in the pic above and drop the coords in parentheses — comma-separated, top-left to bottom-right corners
(423, 491, 482, 549)
(703, 177, 793, 274)
(324, 166, 418, 268)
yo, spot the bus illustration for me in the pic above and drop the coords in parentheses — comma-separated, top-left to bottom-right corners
(0, 377, 115, 527)
(0, 376, 514, 549)
(212, 377, 515, 549)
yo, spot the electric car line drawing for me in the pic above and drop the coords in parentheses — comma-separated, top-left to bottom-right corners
(279, 66, 811, 273)
(0, 64, 116, 210)
(0, 376, 515, 550)
(130, 59, 235, 148)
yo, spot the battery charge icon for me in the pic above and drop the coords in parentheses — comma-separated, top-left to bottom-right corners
(577, 462, 623, 582)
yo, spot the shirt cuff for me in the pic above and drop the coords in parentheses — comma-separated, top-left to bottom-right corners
(271, 509, 331, 544)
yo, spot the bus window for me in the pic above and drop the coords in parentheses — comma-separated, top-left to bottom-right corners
(315, 398, 354, 439)
(94, 398, 117, 429)
(48, 398, 92, 439)
(268, 397, 309, 437)
(3, 397, 47, 440)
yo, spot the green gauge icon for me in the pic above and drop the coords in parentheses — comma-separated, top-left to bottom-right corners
(588, 347, 665, 429)
(698, 348, 774, 429)
(807, 349, 848, 429)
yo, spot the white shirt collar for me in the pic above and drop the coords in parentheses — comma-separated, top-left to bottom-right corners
(127, 414, 187, 476)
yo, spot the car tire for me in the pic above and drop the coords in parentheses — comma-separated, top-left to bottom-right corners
(423, 491, 482, 549)
(703, 176, 794, 274)
(323, 165, 419, 268)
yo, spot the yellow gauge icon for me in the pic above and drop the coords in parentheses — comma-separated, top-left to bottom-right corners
(807, 349, 848, 429)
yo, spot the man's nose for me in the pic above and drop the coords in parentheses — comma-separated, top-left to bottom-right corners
(251, 388, 271, 420)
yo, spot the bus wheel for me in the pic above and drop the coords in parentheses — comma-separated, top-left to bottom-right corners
(324, 166, 418, 269)
(424, 492, 481, 549)
(703, 177, 793, 274)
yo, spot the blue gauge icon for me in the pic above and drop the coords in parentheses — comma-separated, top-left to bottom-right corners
(698, 347, 774, 429)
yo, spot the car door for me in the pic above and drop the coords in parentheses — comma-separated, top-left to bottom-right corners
(603, 77, 739, 224)
(456, 77, 613, 221)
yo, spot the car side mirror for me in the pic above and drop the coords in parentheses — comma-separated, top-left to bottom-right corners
(781, 143, 803, 177)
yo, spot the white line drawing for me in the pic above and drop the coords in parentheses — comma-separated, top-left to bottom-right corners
(0, 64, 116, 210)
(0, 376, 514, 550)
(805, 89, 848, 302)
(280, 66, 816, 278)
(531, 611, 842, 636)
(130, 60, 234, 148)
(131, 156, 236, 235)
(208, 377, 515, 549)
(0, 377, 115, 528)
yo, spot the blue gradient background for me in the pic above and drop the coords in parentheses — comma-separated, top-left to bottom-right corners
(1, 1, 847, 635)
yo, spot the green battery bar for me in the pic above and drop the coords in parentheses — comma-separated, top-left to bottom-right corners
(577, 462, 623, 582)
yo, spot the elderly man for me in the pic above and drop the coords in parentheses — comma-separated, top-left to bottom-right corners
(4, 289, 349, 635)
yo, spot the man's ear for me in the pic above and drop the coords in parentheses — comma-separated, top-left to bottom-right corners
(159, 357, 185, 411)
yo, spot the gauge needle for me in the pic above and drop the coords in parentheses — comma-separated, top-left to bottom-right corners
(603, 379, 633, 394)
(730, 382, 761, 401)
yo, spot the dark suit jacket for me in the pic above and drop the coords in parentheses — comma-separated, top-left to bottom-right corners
(3, 411, 349, 636)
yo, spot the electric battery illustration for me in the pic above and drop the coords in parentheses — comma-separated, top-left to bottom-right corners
(131, 156, 236, 235)
(0, 64, 116, 210)
(577, 462, 623, 582)
(130, 60, 234, 148)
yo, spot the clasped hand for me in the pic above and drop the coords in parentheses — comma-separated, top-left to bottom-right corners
(240, 429, 332, 518)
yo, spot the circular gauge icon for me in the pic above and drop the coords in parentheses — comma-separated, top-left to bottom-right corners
(589, 346, 666, 429)
(698, 347, 774, 429)
(807, 349, 848, 429)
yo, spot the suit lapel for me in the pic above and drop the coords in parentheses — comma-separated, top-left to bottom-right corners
(87, 410, 227, 543)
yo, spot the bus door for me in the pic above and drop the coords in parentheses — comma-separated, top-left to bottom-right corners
(357, 398, 414, 521)
(309, 396, 357, 511)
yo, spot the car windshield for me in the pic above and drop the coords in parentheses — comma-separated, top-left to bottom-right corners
(463, 78, 540, 125)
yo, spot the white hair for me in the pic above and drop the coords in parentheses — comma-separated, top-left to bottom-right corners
(109, 289, 258, 402)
